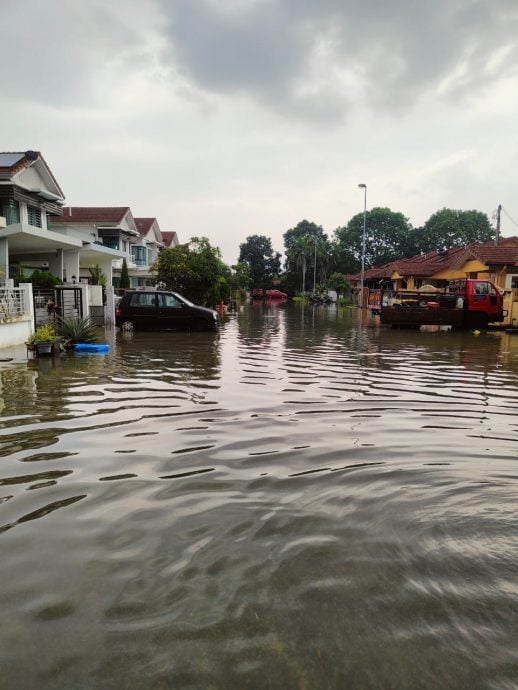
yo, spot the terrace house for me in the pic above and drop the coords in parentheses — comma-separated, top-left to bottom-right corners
(111, 217, 164, 288)
(49, 207, 135, 285)
(0, 151, 83, 282)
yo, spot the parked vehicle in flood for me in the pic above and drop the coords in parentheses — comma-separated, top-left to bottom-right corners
(371, 279, 505, 329)
(252, 288, 288, 300)
(115, 290, 219, 331)
(265, 289, 288, 299)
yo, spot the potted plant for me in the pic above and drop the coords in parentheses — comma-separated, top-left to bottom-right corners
(29, 323, 57, 355)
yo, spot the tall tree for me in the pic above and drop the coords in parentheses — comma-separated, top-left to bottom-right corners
(292, 235, 315, 294)
(229, 261, 253, 298)
(151, 236, 226, 306)
(283, 220, 330, 293)
(334, 207, 414, 271)
(119, 258, 130, 288)
(416, 208, 495, 253)
(238, 235, 279, 289)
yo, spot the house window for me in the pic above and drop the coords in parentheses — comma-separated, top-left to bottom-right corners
(2, 200, 20, 225)
(27, 205, 42, 227)
(122, 240, 127, 252)
(103, 238, 119, 250)
(131, 245, 146, 266)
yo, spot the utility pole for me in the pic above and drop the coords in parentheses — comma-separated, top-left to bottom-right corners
(358, 184, 367, 308)
(495, 204, 501, 245)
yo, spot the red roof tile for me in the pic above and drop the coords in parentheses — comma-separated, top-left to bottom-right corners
(351, 238, 518, 281)
(161, 231, 178, 247)
(134, 218, 156, 235)
(51, 207, 130, 223)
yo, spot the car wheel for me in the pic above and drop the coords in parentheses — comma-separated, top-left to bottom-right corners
(121, 320, 134, 332)
(192, 319, 209, 332)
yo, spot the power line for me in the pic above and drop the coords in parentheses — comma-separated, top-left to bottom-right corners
(501, 206, 518, 230)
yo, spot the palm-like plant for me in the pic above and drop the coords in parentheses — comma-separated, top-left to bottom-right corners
(293, 235, 315, 296)
(57, 316, 99, 344)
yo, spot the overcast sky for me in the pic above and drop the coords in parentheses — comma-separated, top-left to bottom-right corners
(3, 0, 518, 262)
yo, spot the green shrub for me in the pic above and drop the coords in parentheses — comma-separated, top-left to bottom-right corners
(57, 316, 98, 344)
(29, 270, 63, 288)
(29, 323, 56, 343)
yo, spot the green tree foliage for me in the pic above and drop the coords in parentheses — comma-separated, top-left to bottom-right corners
(283, 220, 331, 293)
(22, 270, 62, 287)
(328, 272, 351, 297)
(334, 207, 414, 271)
(238, 235, 280, 289)
(416, 208, 495, 253)
(119, 258, 130, 289)
(152, 236, 227, 306)
(89, 265, 107, 287)
(229, 261, 253, 297)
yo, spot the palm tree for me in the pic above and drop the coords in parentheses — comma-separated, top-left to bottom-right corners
(293, 235, 315, 296)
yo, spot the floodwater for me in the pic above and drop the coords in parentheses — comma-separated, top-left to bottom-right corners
(1, 304, 518, 689)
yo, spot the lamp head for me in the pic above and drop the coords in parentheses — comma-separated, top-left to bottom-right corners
(358, 183, 366, 189)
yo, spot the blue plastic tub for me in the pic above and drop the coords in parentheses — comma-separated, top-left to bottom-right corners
(74, 343, 110, 353)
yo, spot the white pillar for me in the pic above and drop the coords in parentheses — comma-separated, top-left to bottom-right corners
(105, 285, 115, 326)
(19, 283, 35, 335)
(63, 250, 80, 284)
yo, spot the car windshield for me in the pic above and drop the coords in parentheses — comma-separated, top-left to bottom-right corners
(173, 292, 195, 307)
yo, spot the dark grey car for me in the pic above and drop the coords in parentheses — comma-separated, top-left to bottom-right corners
(115, 290, 219, 331)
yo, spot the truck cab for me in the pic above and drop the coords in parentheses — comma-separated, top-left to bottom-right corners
(448, 279, 503, 328)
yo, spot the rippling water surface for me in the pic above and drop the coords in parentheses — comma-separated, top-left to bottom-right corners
(1, 304, 518, 689)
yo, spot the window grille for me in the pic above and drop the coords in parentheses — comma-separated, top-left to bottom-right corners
(27, 205, 42, 227)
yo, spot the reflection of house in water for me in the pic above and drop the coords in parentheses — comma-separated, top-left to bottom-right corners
(0, 365, 38, 416)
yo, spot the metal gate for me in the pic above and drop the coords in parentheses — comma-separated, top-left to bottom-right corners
(33, 287, 83, 328)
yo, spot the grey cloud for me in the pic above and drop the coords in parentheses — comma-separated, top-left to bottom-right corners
(0, 0, 149, 106)
(159, 0, 518, 120)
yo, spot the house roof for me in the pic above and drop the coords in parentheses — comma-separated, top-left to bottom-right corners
(161, 231, 178, 247)
(0, 150, 65, 199)
(51, 207, 130, 224)
(352, 237, 518, 282)
(134, 217, 156, 234)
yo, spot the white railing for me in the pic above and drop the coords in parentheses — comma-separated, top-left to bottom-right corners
(0, 287, 29, 319)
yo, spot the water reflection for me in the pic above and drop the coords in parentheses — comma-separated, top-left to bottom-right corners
(1, 306, 518, 688)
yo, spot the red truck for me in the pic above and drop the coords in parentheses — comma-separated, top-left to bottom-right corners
(374, 279, 505, 329)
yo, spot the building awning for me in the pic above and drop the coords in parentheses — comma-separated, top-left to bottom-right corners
(1, 224, 82, 253)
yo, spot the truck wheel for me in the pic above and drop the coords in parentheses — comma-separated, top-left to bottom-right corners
(469, 313, 488, 330)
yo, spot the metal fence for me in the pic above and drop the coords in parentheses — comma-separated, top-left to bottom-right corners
(33, 287, 83, 328)
(0, 287, 28, 319)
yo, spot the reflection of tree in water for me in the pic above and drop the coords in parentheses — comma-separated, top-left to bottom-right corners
(283, 303, 359, 352)
(236, 302, 284, 348)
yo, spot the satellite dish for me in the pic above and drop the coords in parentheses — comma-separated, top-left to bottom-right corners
(24, 150, 38, 161)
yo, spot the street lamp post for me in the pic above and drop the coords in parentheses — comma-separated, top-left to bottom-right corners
(313, 236, 317, 295)
(358, 183, 367, 308)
